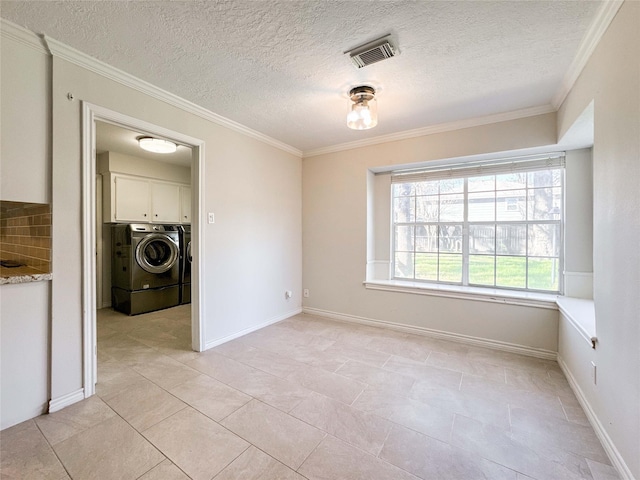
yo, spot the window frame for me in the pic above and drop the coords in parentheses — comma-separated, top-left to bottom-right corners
(391, 156, 565, 294)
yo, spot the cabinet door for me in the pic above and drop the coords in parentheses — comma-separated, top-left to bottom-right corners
(151, 182, 180, 223)
(180, 186, 192, 224)
(114, 176, 150, 222)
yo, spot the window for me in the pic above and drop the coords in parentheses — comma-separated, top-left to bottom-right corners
(392, 156, 564, 292)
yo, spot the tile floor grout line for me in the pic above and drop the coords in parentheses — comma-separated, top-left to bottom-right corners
(133, 456, 168, 480)
(209, 443, 252, 480)
(32, 419, 73, 479)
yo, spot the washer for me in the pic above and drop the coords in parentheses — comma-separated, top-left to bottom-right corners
(111, 223, 180, 315)
(179, 225, 191, 304)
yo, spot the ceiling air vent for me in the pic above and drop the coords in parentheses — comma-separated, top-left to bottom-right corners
(346, 35, 397, 69)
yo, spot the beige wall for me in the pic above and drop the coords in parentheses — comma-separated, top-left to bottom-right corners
(1, 25, 302, 427)
(557, 2, 640, 478)
(49, 56, 302, 399)
(302, 113, 560, 352)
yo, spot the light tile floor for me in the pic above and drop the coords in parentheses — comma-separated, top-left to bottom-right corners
(1, 306, 620, 480)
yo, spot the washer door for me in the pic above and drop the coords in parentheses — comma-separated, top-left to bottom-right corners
(135, 234, 179, 274)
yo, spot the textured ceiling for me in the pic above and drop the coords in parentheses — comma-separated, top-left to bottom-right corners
(1, 1, 602, 153)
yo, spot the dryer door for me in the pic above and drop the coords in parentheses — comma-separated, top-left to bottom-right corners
(135, 233, 179, 274)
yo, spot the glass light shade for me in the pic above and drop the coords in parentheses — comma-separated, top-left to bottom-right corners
(138, 137, 177, 154)
(347, 86, 378, 130)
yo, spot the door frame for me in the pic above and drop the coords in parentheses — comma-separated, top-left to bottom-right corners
(81, 102, 206, 396)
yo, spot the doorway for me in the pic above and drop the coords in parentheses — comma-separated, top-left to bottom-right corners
(82, 103, 206, 397)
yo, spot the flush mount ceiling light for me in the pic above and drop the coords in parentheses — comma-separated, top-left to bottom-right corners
(138, 136, 177, 154)
(347, 86, 378, 130)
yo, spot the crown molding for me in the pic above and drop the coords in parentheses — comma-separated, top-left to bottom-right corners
(39, 35, 302, 157)
(0, 18, 49, 54)
(551, 0, 624, 109)
(302, 104, 556, 158)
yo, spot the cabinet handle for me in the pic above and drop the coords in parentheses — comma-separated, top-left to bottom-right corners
(143, 214, 147, 217)
(155, 214, 158, 217)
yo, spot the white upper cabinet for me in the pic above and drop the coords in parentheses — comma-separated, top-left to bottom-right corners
(151, 181, 180, 223)
(113, 175, 150, 222)
(180, 186, 192, 224)
(105, 173, 189, 224)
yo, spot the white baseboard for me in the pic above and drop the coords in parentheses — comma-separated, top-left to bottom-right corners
(302, 307, 557, 361)
(48, 388, 85, 413)
(204, 308, 302, 350)
(557, 355, 634, 480)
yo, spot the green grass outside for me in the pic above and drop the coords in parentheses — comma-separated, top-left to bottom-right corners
(398, 253, 558, 291)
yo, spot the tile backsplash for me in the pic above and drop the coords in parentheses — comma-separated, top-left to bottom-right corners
(0, 201, 51, 273)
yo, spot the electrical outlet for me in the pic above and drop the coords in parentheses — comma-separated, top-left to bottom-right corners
(591, 361, 597, 385)
(303, 289, 309, 298)
(208, 212, 215, 224)
(285, 290, 292, 299)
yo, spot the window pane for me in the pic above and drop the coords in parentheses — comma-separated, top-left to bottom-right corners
(415, 225, 438, 252)
(438, 254, 462, 282)
(496, 225, 526, 255)
(394, 225, 414, 252)
(439, 194, 464, 221)
(468, 175, 495, 192)
(415, 181, 438, 195)
(393, 196, 415, 222)
(528, 223, 560, 257)
(496, 189, 526, 221)
(528, 258, 559, 291)
(416, 195, 438, 222)
(469, 225, 495, 254)
(496, 256, 526, 288)
(496, 172, 527, 190)
(391, 165, 562, 293)
(393, 183, 415, 196)
(469, 255, 495, 286)
(468, 191, 495, 221)
(439, 225, 462, 253)
(528, 169, 561, 188)
(394, 252, 414, 279)
(440, 178, 463, 193)
(415, 253, 438, 280)
(528, 187, 561, 220)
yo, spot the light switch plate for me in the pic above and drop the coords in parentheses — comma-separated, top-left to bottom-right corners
(208, 212, 215, 224)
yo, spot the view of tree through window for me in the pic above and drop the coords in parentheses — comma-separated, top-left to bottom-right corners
(392, 165, 563, 292)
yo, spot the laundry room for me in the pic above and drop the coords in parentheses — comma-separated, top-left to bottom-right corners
(95, 121, 192, 317)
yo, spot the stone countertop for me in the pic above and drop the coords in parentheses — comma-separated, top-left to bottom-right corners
(0, 265, 52, 284)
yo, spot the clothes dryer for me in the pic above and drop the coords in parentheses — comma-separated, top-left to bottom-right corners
(179, 225, 191, 304)
(111, 223, 180, 315)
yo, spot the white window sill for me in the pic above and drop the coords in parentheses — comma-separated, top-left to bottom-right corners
(556, 296, 596, 348)
(363, 279, 558, 309)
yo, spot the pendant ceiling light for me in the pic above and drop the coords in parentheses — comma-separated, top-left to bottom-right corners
(138, 136, 177, 154)
(347, 86, 378, 130)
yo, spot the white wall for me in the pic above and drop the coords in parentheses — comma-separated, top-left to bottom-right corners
(98, 151, 191, 184)
(0, 23, 302, 427)
(563, 148, 593, 298)
(557, 2, 640, 478)
(302, 113, 560, 353)
(0, 28, 52, 430)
